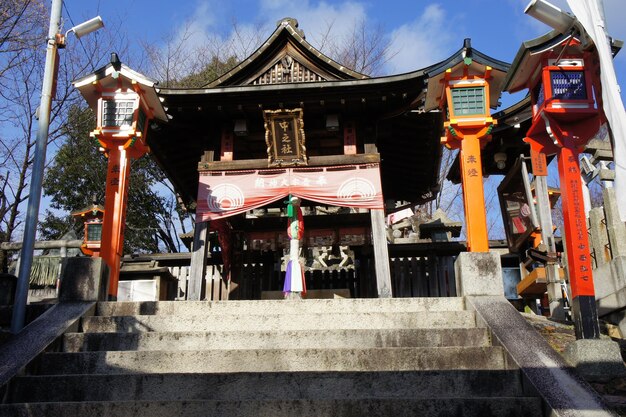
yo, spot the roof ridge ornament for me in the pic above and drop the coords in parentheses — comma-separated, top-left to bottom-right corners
(462, 38, 473, 65)
(276, 17, 305, 38)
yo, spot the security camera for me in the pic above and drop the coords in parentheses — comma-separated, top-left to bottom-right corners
(525, 0, 576, 35)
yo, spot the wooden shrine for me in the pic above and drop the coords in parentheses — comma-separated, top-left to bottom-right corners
(142, 18, 517, 300)
(76, 18, 518, 300)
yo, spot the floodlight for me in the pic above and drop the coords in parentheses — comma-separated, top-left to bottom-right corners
(525, 0, 576, 34)
(68, 16, 104, 39)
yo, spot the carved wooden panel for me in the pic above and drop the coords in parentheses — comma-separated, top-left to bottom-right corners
(251, 55, 327, 85)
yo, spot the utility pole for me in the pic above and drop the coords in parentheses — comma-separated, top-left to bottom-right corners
(11, 0, 63, 333)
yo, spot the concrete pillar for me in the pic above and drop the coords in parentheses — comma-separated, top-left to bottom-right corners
(603, 187, 626, 258)
(58, 257, 109, 302)
(589, 207, 610, 268)
(454, 251, 504, 297)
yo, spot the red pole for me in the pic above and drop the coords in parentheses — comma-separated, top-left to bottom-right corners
(556, 145, 600, 339)
(100, 146, 131, 300)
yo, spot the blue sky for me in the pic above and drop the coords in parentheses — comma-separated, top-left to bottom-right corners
(56, 0, 625, 241)
(63, 0, 626, 110)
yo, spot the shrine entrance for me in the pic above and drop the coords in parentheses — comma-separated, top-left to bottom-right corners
(194, 162, 391, 300)
(191, 201, 463, 301)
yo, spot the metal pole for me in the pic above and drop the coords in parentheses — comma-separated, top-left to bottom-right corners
(534, 175, 566, 320)
(11, 0, 63, 333)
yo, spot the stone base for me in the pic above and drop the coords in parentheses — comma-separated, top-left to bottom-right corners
(455, 252, 504, 297)
(564, 339, 626, 381)
(59, 257, 109, 302)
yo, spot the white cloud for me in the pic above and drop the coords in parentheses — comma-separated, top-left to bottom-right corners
(258, 0, 368, 48)
(171, 1, 219, 52)
(386, 4, 456, 74)
(164, 0, 369, 65)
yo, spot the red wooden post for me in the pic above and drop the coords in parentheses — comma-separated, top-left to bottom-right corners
(556, 144, 599, 338)
(100, 146, 131, 299)
(344, 121, 356, 155)
(221, 128, 234, 161)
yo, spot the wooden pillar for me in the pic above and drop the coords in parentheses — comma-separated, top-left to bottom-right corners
(189, 150, 214, 301)
(364, 141, 392, 297)
(344, 121, 356, 155)
(189, 221, 209, 301)
(220, 128, 234, 161)
(371, 208, 392, 297)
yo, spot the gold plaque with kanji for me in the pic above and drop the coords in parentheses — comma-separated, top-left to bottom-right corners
(264, 108, 307, 167)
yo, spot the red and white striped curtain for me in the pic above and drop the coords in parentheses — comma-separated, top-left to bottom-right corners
(196, 164, 384, 222)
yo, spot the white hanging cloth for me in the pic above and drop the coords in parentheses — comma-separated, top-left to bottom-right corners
(567, 0, 626, 221)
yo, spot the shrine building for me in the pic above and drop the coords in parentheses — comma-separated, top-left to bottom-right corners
(75, 17, 524, 301)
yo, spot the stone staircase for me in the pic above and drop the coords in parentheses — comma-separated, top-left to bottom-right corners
(0, 297, 544, 416)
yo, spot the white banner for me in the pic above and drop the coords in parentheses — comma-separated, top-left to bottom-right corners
(567, 0, 626, 221)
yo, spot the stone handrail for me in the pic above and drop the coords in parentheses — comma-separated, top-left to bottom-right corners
(0, 301, 95, 388)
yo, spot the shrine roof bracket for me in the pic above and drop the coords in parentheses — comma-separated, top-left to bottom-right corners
(423, 38, 510, 112)
(73, 53, 167, 123)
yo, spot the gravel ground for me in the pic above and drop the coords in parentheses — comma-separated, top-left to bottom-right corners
(523, 313, 626, 415)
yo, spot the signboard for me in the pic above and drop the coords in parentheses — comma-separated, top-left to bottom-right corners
(264, 108, 307, 167)
(497, 157, 539, 253)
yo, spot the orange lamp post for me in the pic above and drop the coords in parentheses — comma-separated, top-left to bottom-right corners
(504, 32, 604, 339)
(440, 66, 495, 252)
(425, 40, 509, 253)
(74, 54, 167, 300)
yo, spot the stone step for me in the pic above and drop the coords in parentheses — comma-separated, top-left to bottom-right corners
(39, 346, 505, 375)
(81, 310, 476, 333)
(8, 370, 525, 403)
(63, 327, 490, 352)
(0, 398, 544, 417)
(96, 297, 466, 317)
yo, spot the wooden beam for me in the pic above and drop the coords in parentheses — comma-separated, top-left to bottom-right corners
(370, 208, 392, 298)
(1, 240, 83, 251)
(188, 220, 209, 301)
(199, 153, 380, 171)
